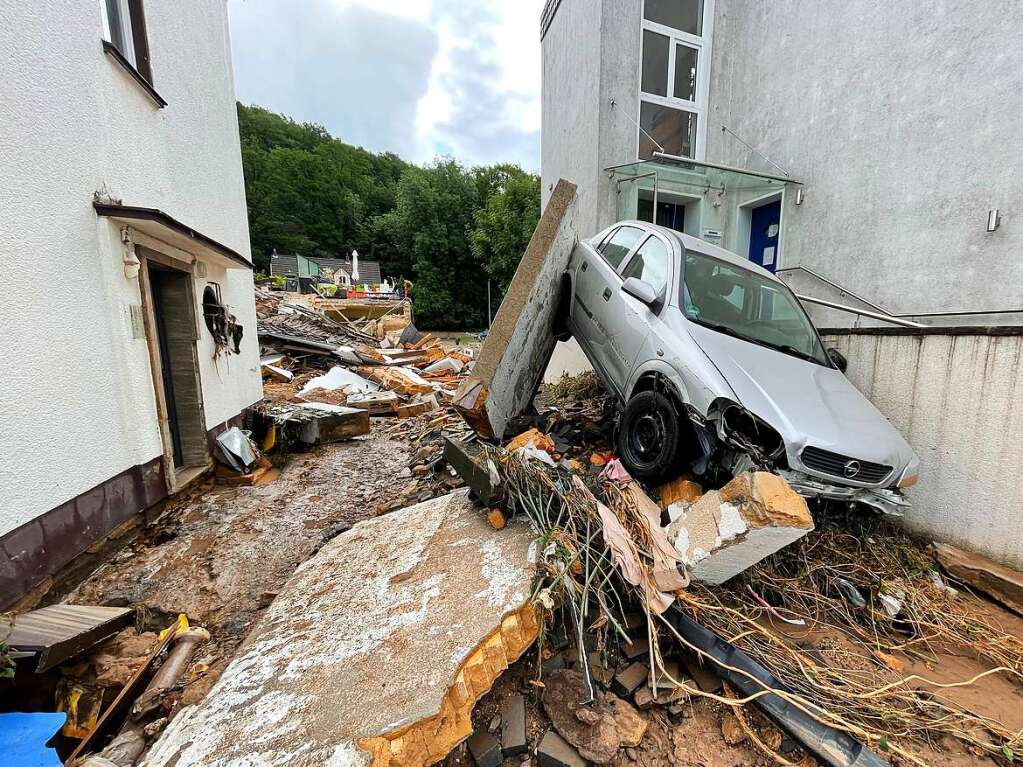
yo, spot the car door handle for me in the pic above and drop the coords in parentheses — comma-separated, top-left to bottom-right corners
(581, 261, 588, 272)
(602, 287, 612, 302)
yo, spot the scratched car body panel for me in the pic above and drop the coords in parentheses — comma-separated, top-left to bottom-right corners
(563, 221, 919, 514)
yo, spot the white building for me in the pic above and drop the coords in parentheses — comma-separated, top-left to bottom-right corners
(541, 0, 1023, 327)
(0, 1, 263, 606)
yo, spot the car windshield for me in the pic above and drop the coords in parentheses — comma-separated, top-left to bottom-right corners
(681, 250, 830, 366)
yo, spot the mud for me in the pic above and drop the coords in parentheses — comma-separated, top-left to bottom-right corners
(65, 428, 413, 695)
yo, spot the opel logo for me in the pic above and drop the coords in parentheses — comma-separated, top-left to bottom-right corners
(844, 460, 861, 478)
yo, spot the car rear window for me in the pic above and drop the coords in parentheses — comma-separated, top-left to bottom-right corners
(598, 226, 644, 268)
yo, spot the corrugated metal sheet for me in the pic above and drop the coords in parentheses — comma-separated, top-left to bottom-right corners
(3, 605, 133, 671)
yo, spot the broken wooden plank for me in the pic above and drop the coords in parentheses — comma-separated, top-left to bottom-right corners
(358, 366, 434, 396)
(2, 605, 133, 672)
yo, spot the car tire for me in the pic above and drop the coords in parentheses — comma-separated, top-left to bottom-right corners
(617, 390, 681, 482)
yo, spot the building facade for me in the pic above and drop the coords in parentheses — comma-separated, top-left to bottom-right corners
(0, 1, 263, 606)
(541, 0, 1023, 326)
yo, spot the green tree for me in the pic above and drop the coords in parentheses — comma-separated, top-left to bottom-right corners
(380, 160, 490, 329)
(470, 167, 542, 295)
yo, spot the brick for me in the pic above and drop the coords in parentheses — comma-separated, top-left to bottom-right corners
(622, 635, 649, 661)
(611, 661, 649, 699)
(467, 729, 502, 767)
(500, 694, 527, 756)
(538, 729, 586, 767)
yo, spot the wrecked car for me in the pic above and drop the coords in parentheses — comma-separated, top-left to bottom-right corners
(555, 220, 919, 514)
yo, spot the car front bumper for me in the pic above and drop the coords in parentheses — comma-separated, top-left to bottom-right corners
(779, 470, 910, 516)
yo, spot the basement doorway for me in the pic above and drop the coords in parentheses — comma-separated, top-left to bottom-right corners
(139, 250, 209, 484)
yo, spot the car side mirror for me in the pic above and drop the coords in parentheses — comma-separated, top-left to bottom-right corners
(827, 347, 848, 373)
(622, 277, 658, 307)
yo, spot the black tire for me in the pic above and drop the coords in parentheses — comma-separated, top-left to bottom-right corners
(617, 390, 682, 482)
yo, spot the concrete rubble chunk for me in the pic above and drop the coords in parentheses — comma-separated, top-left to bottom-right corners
(500, 694, 528, 756)
(538, 729, 586, 767)
(668, 472, 814, 585)
(934, 542, 1023, 616)
(467, 729, 502, 767)
(142, 490, 538, 767)
(454, 179, 579, 439)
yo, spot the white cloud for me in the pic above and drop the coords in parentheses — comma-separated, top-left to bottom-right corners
(227, 0, 542, 170)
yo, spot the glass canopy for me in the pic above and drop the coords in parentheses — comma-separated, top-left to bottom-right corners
(605, 155, 802, 255)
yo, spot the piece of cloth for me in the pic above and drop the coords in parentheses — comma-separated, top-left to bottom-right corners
(622, 484, 690, 592)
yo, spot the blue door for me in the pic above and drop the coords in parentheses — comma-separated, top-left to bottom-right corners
(749, 200, 781, 272)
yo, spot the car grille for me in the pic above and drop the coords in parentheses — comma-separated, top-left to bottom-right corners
(800, 446, 893, 484)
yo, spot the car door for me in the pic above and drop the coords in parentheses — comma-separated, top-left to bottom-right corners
(611, 233, 673, 387)
(572, 225, 645, 396)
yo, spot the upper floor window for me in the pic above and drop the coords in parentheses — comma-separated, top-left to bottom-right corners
(639, 0, 711, 161)
(644, 0, 704, 37)
(101, 0, 153, 83)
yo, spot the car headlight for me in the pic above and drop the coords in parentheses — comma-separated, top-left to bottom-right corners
(718, 402, 785, 460)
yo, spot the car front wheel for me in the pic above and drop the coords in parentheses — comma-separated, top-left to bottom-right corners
(617, 390, 681, 482)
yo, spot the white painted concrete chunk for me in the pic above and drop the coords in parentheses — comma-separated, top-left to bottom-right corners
(142, 490, 535, 767)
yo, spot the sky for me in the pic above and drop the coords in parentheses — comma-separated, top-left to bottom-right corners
(227, 0, 544, 171)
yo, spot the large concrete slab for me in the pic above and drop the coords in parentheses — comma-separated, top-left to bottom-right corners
(455, 179, 578, 439)
(142, 490, 537, 767)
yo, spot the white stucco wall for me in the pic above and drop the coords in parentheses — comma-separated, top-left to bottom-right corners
(824, 331, 1023, 569)
(0, 0, 261, 537)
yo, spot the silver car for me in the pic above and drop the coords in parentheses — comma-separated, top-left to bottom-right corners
(556, 220, 919, 514)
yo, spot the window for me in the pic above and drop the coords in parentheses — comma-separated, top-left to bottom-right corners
(622, 236, 670, 296)
(101, 0, 152, 82)
(639, 0, 711, 159)
(640, 102, 697, 160)
(644, 0, 704, 36)
(598, 226, 645, 269)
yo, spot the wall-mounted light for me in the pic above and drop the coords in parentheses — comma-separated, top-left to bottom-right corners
(987, 209, 1002, 232)
(794, 187, 805, 206)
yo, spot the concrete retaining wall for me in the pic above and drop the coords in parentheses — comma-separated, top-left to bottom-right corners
(822, 328, 1023, 569)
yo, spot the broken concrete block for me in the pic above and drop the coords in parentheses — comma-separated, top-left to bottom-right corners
(588, 651, 615, 687)
(268, 402, 370, 445)
(622, 635, 649, 661)
(668, 472, 814, 585)
(935, 542, 1023, 616)
(657, 477, 703, 509)
(444, 437, 503, 506)
(454, 180, 579, 439)
(611, 661, 649, 699)
(346, 390, 400, 415)
(538, 730, 585, 767)
(468, 729, 503, 767)
(500, 694, 528, 757)
(143, 490, 537, 767)
(358, 365, 435, 395)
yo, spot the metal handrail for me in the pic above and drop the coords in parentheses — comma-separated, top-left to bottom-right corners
(796, 294, 925, 328)
(775, 266, 893, 316)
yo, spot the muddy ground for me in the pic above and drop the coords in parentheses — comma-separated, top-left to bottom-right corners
(64, 427, 415, 703)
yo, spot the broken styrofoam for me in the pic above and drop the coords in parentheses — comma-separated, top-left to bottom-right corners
(300, 365, 379, 396)
(668, 472, 814, 585)
(423, 357, 465, 374)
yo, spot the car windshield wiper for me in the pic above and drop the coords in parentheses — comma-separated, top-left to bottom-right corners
(690, 318, 825, 365)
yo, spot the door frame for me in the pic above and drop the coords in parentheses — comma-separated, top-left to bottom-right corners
(134, 236, 211, 494)
(737, 189, 786, 269)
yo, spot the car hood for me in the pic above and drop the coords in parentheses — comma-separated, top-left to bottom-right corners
(686, 323, 914, 472)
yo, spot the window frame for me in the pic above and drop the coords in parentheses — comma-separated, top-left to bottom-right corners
(100, 0, 165, 107)
(620, 233, 672, 300)
(637, 0, 715, 161)
(597, 225, 646, 272)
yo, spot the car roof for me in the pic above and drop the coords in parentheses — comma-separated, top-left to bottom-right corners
(614, 220, 784, 284)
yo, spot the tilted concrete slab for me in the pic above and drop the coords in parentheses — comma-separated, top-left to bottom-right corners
(668, 472, 814, 585)
(454, 179, 578, 440)
(142, 490, 537, 767)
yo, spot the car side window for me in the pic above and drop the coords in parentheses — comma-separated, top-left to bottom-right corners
(598, 226, 644, 269)
(621, 235, 670, 296)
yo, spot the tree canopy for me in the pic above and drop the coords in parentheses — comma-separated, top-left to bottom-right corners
(237, 103, 541, 329)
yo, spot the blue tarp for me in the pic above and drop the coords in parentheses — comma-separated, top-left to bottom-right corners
(0, 712, 67, 767)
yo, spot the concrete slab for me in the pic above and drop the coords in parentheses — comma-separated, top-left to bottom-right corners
(142, 490, 537, 767)
(454, 179, 579, 440)
(668, 472, 814, 585)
